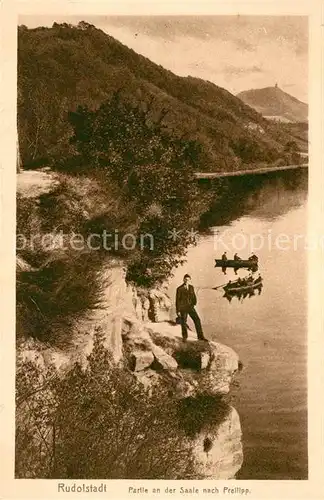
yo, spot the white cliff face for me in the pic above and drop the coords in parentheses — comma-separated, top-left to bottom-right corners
(18, 261, 130, 371)
(64, 264, 175, 368)
(191, 407, 243, 479)
(17, 261, 243, 479)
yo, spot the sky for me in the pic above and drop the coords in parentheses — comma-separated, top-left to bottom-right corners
(19, 15, 308, 103)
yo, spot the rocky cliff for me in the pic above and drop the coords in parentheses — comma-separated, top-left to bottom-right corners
(18, 261, 243, 479)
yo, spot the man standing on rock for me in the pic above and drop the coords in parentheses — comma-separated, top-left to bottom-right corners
(176, 274, 206, 341)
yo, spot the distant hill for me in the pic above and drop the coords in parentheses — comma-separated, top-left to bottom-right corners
(237, 86, 308, 123)
(18, 23, 301, 172)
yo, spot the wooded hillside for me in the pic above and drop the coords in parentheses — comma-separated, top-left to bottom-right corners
(18, 22, 301, 172)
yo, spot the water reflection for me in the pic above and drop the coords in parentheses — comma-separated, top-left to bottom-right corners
(199, 169, 308, 230)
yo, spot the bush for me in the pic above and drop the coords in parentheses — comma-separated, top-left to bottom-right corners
(16, 251, 107, 344)
(229, 137, 271, 164)
(177, 394, 231, 438)
(16, 330, 196, 479)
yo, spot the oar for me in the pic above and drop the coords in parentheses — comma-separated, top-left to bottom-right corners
(196, 285, 225, 295)
(197, 281, 238, 292)
(212, 283, 231, 290)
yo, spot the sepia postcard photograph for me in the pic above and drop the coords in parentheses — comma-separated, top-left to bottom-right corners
(1, 1, 324, 499)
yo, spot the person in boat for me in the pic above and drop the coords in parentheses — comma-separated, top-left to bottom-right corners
(224, 280, 235, 290)
(176, 274, 207, 342)
(246, 273, 254, 285)
(248, 252, 258, 262)
(254, 273, 262, 285)
(221, 252, 228, 274)
(233, 253, 242, 261)
(221, 252, 228, 261)
(237, 277, 243, 286)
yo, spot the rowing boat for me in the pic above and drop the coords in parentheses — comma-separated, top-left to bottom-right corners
(224, 279, 263, 294)
(215, 259, 258, 269)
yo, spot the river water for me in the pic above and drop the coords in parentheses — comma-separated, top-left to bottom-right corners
(167, 170, 308, 480)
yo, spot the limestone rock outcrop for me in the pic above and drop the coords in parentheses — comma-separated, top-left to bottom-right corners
(191, 406, 243, 479)
(17, 263, 243, 479)
(122, 320, 239, 398)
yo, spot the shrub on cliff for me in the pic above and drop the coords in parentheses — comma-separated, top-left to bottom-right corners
(16, 330, 196, 479)
(16, 251, 108, 344)
(177, 394, 231, 438)
(16, 173, 139, 343)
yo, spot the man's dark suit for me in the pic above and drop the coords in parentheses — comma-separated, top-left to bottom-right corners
(176, 283, 204, 340)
